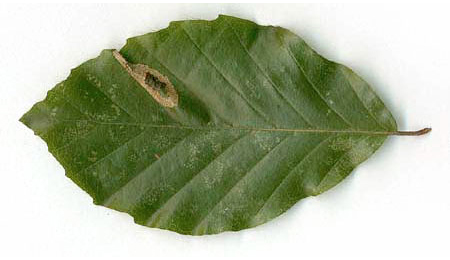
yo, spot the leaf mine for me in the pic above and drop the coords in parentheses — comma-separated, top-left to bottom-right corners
(113, 50, 178, 108)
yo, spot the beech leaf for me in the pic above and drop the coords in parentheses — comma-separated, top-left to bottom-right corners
(20, 15, 429, 235)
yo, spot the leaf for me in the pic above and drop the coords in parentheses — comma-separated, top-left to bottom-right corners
(21, 15, 399, 235)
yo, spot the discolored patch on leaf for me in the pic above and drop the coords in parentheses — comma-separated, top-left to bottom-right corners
(113, 50, 178, 108)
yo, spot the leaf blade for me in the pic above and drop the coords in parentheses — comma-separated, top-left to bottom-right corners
(21, 15, 397, 235)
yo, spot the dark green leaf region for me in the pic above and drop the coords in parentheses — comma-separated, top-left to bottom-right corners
(21, 15, 397, 235)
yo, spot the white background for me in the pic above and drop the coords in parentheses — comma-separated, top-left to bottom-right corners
(1, 3, 449, 260)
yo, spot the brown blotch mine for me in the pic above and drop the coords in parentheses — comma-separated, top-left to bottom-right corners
(112, 50, 178, 108)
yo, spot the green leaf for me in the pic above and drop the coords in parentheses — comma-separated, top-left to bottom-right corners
(21, 15, 398, 235)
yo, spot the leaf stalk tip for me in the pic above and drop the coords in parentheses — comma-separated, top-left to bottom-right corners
(394, 127, 432, 136)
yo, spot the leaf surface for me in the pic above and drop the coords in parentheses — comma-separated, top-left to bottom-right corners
(21, 15, 397, 235)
